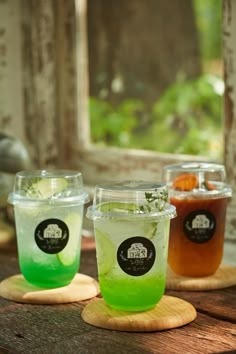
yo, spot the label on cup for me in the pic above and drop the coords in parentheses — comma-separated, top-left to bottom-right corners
(184, 209, 216, 244)
(35, 218, 69, 254)
(117, 236, 156, 276)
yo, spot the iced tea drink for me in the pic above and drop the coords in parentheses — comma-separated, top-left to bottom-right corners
(87, 181, 176, 311)
(163, 163, 232, 277)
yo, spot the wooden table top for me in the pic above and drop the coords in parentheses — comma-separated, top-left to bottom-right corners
(0, 237, 235, 354)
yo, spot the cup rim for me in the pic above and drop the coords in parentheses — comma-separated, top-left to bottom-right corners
(86, 202, 176, 220)
(8, 191, 89, 206)
(167, 182, 232, 199)
(163, 162, 226, 173)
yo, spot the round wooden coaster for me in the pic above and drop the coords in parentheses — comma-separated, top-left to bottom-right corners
(0, 273, 100, 304)
(166, 264, 236, 291)
(81, 295, 197, 332)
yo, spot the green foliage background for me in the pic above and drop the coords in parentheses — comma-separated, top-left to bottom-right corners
(89, 0, 223, 160)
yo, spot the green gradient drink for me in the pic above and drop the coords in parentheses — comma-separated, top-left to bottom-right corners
(87, 181, 176, 311)
(8, 170, 89, 288)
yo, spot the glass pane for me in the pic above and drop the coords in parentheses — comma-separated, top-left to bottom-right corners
(87, 0, 223, 160)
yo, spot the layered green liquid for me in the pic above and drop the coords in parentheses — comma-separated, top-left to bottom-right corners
(94, 202, 170, 311)
(15, 204, 83, 288)
(100, 274, 166, 311)
(20, 257, 79, 288)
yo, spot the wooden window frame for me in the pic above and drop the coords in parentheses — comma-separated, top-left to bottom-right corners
(74, 0, 236, 241)
(74, 0, 210, 187)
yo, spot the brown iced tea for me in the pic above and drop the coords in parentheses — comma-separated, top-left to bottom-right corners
(163, 163, 232, 278)
(169, 195, 228, 277)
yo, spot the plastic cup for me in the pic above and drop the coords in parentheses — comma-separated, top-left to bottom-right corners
(8, 170, 89, 288)
(86, 180, 176, 312)
(162, 163, 232, 277)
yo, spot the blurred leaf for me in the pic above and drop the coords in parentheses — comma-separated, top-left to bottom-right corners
(89, 74, 223, 159)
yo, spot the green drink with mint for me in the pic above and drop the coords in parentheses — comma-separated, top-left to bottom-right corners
(8, 170, 89, 288)
(87, 181, 176, 311)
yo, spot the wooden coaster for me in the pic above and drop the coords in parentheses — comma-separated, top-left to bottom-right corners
(81, 295, 197, 332)
(166, 264, 236, 291)
(0, 273, 100, 304)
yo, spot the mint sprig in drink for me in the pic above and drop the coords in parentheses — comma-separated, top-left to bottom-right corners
(87, 181, 176, 311)
(8, 170, 89, 288)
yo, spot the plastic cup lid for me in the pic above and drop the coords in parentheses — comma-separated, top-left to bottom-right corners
(8, 169, 89, 205)
(162, 162, 232, 198)
(86, 180, 176, 220)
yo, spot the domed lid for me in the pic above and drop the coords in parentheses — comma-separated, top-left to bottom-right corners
(8, 169, 89, 205)
(87, 180, 176, 220)
(162, 162, 232, 198)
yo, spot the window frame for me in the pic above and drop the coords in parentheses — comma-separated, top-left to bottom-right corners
(74, 0, 211, 187)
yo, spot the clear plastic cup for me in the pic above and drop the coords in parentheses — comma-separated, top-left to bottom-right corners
(8, 170, 89, 288)
(86, 180, 176, 311)
(162, 162, 232, 277)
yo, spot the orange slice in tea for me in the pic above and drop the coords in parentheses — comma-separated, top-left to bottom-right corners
(203, 180, 216, 190)
(173, 173, 198, 191)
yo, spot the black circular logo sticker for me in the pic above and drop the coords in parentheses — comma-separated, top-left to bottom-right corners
(35, 218, 69, 254)
(184, 209, 216, 244)
(117, 236, 156, 276)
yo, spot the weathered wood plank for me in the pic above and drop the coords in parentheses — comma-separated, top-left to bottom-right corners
(0, 0, 25, 141)
(167, 287, 236, 323)
(74, 146, 209, 185)
(0, 247, 236, 353)
(223, 0, 236, 240)
(21, 0, 60, 167)
(0, 301, 235, 354)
